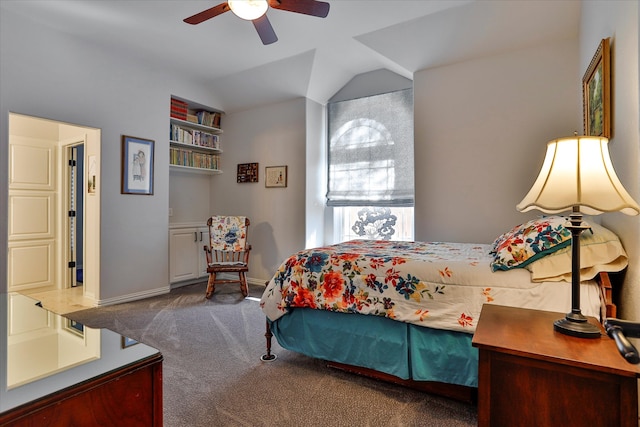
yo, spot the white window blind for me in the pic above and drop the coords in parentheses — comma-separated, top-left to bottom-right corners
(327, 89, 414, 207)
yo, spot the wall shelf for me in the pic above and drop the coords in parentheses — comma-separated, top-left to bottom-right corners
(169, 140, 222, 154)
(169, 164, 222, 174)
(170, 117, 223, 135)
(169, 97, 224, 173)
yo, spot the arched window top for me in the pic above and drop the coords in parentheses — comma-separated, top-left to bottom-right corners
(327, 88, 414, 207)
(331, 118, 394, 150)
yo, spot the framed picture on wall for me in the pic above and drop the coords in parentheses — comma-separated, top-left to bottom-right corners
(237, 162, 259, 183)
(582, 38, 611, 138)
(265, 165, 287, 188)
(121, 135, 155, 195)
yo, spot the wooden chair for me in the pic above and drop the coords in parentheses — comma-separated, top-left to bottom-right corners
(203, 216, 251, 299)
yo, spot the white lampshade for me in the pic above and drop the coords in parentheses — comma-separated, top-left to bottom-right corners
(517, 135, 640, 216)
(228, 0, 268, 20)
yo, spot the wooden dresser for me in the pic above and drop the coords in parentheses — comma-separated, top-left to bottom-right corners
(472, 304, 640, 427)
(0, 293, 163, 426)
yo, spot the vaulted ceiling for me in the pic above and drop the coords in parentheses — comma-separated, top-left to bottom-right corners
(0, 0, 580, 113)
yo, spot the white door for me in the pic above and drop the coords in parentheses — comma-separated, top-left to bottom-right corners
(7, 133, 57, 292)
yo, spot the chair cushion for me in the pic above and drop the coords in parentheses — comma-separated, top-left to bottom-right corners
(208, 216, 247, 251)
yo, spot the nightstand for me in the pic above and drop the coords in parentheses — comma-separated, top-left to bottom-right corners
(472, 304, 640, 427)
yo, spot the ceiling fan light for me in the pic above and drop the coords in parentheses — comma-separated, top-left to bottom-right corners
(228, 0, 268, 21)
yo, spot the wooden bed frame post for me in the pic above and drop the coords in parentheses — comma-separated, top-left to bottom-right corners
(260, 319, 277, 361)
(598, 271, 616, 318)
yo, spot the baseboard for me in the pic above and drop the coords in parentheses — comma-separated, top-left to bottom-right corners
(168, 275, 267, 293)
(97, 286, 170, 306)
(97, 276, 266, 306)
(247, 277, 268, 287)
(170, 279, 207, 290)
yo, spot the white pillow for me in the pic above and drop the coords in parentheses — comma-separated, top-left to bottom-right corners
(526, 222, 628, 282)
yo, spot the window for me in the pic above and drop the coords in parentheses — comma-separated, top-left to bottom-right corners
(327, 88, 414, 242)
(334, 206, 414, 242)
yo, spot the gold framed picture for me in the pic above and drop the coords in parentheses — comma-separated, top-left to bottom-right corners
(582, 38, 610, 138)
(265, 166, 287, 188)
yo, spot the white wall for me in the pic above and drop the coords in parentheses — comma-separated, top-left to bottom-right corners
(169, 172, 212, 225)
(305, 99, 327, 250)
(414, 38, 579, 244)
(0, 8, 221, 302)
(209, 98, 307, 284)
(580, 1, 640, 321)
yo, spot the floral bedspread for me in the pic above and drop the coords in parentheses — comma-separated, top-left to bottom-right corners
(259, 240, 602, 334)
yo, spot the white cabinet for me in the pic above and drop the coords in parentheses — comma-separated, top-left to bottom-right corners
(169, 226, 209, 284)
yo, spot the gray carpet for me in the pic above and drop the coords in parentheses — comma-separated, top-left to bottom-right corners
(68, 283, 477, 426)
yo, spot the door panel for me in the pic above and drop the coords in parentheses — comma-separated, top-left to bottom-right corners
(9, 140, 55, 190)
(8, 192, 54, 240)
(7, 241, 54, 290)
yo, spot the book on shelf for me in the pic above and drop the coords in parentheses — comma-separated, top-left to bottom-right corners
(170, 147, 220, 170)
(195, 110, 222, 128)
(170, 110, 187, 120)
(170, 124, 221, 150)
(171, 98, 221, 129)
(170, 98, 188, 120)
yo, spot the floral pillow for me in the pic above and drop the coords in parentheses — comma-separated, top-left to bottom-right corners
(490, 216, 572, 271)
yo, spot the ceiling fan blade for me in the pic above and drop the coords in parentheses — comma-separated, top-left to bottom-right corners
(252, 15, 278, 45)
(184, 3, 230, 25)
(268, 0, 330, 18)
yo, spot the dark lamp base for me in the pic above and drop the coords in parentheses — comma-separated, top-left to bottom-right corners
(554, 316, 601, 339)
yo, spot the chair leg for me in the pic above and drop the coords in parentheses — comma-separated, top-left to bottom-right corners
(239, 272, 248, 297)
(205, 273, 216, 299)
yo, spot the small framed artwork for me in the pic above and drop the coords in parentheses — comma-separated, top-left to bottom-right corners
(121, 135, 155, 195)
(122, 336, 138, 348)
(237, 162, 259, 183)
(265, 165, 288, 188)
(582, 37, 610, 138)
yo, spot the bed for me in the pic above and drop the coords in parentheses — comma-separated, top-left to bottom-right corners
(259, 216, 628, 402)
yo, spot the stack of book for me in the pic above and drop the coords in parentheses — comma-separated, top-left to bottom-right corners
(170, 124, 220, 149)
(170, 148, 220, 170)
(170, 98, 188, 120)
(196, 110, 222, 128)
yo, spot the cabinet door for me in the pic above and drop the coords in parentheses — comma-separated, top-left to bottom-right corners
(169, 228, 199, 283)
(196, 227, 209, 278)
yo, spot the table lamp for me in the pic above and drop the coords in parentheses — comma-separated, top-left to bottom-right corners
(517, 135, 640, 338)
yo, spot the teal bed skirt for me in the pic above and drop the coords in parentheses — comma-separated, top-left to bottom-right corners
(270, 308, 478, 387)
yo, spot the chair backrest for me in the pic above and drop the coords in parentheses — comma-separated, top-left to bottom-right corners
(207, 216, 249, 252)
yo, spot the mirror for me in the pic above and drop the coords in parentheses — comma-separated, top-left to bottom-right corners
(1, 292, 159, 413)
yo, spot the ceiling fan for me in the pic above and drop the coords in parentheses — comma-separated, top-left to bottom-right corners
(184, 0, 330, 45)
